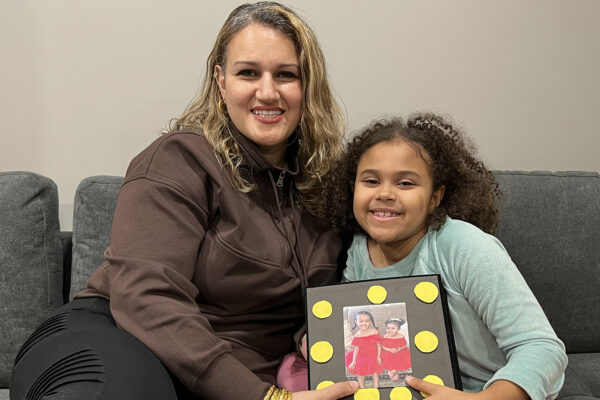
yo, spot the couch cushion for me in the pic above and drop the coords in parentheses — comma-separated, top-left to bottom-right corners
(493, 171, 600, 354)
(557, 353, 600, 399)
(70, 176, 123, 299)
(0, 172, 63, 387)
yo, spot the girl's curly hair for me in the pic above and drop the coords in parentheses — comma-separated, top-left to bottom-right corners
(324, 113, 501, 237)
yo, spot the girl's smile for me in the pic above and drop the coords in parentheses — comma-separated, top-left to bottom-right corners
(386, 323, 399, 337)
(356, 314, 372, 331)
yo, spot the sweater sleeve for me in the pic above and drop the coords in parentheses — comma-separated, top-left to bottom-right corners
(104, 176, 270, 400)
(439, 222, 567, 400)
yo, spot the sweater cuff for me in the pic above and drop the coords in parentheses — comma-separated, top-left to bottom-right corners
(191, 353, 272, 400)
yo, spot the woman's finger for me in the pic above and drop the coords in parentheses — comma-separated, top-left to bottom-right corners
(294, 381, 359, 400)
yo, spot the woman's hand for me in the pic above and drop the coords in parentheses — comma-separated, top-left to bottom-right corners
(293, 381, 359, 400)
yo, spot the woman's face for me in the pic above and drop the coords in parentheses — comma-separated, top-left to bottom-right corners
(216, 23, 302, 166)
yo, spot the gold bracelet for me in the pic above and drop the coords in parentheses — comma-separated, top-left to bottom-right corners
(271, 387, 292, 400)
(264, 385, 276, 400)
(276, 388, 285, 400)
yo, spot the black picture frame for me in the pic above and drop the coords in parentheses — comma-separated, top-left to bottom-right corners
(306, 274, 461, 400)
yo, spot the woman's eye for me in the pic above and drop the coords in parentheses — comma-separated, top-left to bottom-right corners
(277, 71, 299, 80)
(237, 69, 257, 77)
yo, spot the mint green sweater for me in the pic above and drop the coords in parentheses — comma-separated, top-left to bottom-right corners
(343, 217, 567, 400)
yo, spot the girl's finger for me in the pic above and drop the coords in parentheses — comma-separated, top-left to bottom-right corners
(405, 376, 441, 396)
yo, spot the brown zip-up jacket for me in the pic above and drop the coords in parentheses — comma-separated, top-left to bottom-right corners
(77, 126, 342, 399)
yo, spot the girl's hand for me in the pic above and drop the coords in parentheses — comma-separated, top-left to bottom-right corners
(301, 334, 307, 360)
(377, 356, 382, 365)
(348, 361, 356, 371)
(406, 376, 529, 400)
(405, 376, 476, 400)
(293, 381, 359, 400)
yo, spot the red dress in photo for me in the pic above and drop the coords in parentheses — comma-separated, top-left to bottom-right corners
(381, 336, 412, 371)
(345, 334, 383, 375)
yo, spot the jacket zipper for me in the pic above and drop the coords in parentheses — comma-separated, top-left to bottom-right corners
(276, 170, 286, 188)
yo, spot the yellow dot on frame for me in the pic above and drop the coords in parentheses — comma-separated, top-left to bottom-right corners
(310, 341, 334, 363)
(312, 300, 333, 319)
(367, 285, 387, 304)
(354, 388, 380, 400)
(316, 381, 335, 390)
(414, 331, 439, 353)
(390, 386, 412, 400)
(420, 375, 444, 397)
(413, 282, 439, 304)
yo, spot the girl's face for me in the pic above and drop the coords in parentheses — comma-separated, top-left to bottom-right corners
(386, 323, 399, 336)
(356, 314, 372, 331)
(215, 23, 302, 167)
(353, 140, 444, 254)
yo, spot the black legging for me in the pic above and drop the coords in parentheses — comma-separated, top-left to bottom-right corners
(11, 297, 193, 400)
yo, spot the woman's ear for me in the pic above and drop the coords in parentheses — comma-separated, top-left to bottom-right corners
(429, 185, 445, 213)
(214, 65, 226, 98)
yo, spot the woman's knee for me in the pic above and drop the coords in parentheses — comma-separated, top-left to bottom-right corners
(11, 298, 179, 400)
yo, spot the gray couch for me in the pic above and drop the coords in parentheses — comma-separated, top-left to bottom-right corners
(1, 170, 599, 399)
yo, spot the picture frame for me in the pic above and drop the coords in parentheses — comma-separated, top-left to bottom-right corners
(306, 274, 461, 399)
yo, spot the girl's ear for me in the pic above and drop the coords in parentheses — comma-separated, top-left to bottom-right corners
(429, 185, 445, 213)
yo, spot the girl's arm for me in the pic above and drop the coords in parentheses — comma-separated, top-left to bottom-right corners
(436, 222, 567, 400)
(348, 345, 360, 370)
(376, 343, 382, 365)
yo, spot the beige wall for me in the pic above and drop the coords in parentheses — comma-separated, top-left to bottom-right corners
(2, 0, 599, 230)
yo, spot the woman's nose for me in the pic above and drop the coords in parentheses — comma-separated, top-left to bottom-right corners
(256, 74, 279, 102)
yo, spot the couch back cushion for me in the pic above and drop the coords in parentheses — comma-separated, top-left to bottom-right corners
(70, 176, 123, 298)
(493, 171, 600, 354)
(0, 172, 63, 387)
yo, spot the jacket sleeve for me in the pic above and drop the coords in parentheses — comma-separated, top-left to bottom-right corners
(442, 225, 567, 400)
(105, 176, 270, 400)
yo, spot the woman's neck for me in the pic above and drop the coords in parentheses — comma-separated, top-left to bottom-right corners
(258, 144, 287, 168)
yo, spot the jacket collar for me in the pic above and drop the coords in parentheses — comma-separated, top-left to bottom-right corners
(227, 120, 300, 177)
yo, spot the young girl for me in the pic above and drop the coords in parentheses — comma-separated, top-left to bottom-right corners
(381, 319, 412, 381)
(344, 311, 383, 388)
(325, 114, 567, 400)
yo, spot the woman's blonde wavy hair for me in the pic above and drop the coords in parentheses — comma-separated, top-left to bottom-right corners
(172, 2, 344, 216)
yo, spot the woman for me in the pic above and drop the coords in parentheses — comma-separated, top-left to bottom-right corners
(10, 3, 358, 400)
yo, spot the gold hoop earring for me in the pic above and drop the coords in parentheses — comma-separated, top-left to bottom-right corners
(218, 99, 228, 115)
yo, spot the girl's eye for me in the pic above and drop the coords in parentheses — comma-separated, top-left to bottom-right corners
(362, 178, 379, 185)
(398, 181, 415, 188)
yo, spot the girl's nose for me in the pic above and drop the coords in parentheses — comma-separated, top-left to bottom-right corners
(376, 186, 395, 201)
(256, 74, 279, 103)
